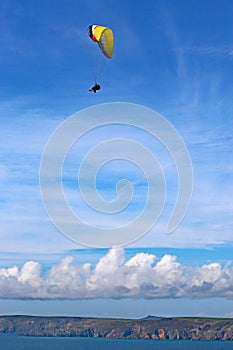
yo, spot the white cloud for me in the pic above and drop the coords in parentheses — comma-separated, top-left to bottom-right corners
(185, 45, 233, 59)
(0, 247, 233, 300)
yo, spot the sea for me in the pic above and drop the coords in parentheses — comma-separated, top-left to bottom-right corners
(0, 335, 233, 350)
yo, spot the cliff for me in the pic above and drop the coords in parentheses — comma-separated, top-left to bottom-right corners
(0, 315, 233, 340)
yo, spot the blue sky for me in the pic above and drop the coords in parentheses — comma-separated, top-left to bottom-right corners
(0, 0, 232, 318)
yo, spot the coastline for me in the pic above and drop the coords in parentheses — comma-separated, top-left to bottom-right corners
(0, 315, 232, 340)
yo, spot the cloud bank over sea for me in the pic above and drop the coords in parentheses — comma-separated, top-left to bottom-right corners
(1, 247, 233, 300)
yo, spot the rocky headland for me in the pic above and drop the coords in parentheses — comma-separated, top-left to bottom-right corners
(0, 315, 233, 340)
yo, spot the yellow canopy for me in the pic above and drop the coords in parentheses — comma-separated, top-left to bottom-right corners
(88, 25, 114, 59)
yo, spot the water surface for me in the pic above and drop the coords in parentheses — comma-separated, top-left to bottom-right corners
(0, 335, 232, 350)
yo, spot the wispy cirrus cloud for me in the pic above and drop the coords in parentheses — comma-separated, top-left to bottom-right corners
(1, 96, 232, 251)
(184, 45, 233, 59)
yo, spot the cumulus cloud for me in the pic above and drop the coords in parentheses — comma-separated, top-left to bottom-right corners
(0, 247, 233, 299)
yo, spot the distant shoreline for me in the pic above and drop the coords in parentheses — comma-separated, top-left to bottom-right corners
(0, 315, 233, 340)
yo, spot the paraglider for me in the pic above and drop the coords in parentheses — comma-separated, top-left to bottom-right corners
(87, 24, 114, 92)
(89, 83, 101, 93)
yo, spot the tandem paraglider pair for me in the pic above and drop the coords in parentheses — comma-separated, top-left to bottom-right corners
(88, 24, 114, 93)
(89, 83, 101, 93)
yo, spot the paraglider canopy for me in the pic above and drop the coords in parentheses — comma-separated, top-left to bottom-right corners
(88, 25, 114, 58)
